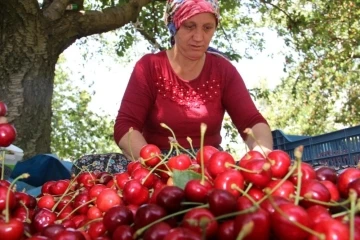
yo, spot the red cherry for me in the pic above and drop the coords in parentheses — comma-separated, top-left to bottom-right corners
(88, 184, 107, 199)
(184, 179, 213, 203)
(167, 154, 192, 171)
(140, 144, 162, 167)
(0, 102, 7, 116)
(87, 206, 103, 220)
(111, 225, 134, 240)
(0, 123, 16, 147)
(247, 187, 265, 201)
(102, 205, 133, 234)
(143, 221, 172, 240)
(76, 172, 97, 189)
(14, 191, 37, 209)
(37, 195, 56, 210)
(156, 185, 185, 213)
(217, 220, 236, 240)
(0, 218, 24, 240)
(181, 208, 218, 239)
(96, 188, 122, 213)
(234, 207, 271, 240)
(348, 178, 360, 197)
(32, 208, 57, 232)
(315, 166, 338, 184)
(96, 172, 113, 185)
(337, 168, 360, 198)
(0, 185, 16, 212)
(213, 169, 244, 198)
(289, 162, 316, 184)
(133, 204, 167, 230)
(122, 179, 149, 206)
(49, 180, 70, 195)
(126, 160, 142, 175)
(131, 167, 156, 189)
(41, 181, 56, 195)
(163, 227, 201, 240)
(265, 179, 295, 200)
(207, 189, 237, 216)
(113, 172, 130, 190)
(195, 145, 219, 165)
(300, 179, 331, 208)
(87, 221, 107, 239)
(259, 196, 290, 214)
(307, 218, 350, 240)
(41, 224, 66, 238)
(73, 192, 91, 215)
(242, 159, 272, 188)
(270, 203, 311, 239)
(267, 149, 291, 178)
(52, 228, 85, 240)
(206, 151, 236, 179)
(320, 180, 340, 202)
(238, 150, 265, 168)
(305, 205, 331, 227)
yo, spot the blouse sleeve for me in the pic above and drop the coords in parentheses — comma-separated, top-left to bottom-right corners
(113, 55, 156, 145)
(221, 61, 269, 140)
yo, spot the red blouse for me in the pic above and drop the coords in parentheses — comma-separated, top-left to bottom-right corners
(114, 51, 268, 150)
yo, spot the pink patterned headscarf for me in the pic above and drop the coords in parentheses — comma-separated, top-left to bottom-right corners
(164, 0, 220, 36)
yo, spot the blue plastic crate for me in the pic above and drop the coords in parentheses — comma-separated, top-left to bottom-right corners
(272, 125, 360, 170)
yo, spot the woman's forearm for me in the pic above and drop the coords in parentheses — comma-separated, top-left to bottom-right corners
(118, 129, 148, 160)
(244, 123, 273, 156)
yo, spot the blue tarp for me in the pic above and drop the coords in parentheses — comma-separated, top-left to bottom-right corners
(8, 154, 73, 196)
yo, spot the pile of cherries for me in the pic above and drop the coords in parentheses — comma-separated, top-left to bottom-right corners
(0, 119, 359, 239)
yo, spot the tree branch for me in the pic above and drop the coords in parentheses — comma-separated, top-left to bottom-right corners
(135, 25, 165, 51)
(43, 0, 71, 21)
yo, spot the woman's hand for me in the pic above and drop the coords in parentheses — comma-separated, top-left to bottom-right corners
(244, 123, 273, 157)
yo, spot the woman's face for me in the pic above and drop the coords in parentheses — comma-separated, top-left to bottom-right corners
(174, 12, 217, 60)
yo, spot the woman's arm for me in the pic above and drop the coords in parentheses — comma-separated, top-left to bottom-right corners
(117, 129, 147, 160)
(244, 122, 273, 156)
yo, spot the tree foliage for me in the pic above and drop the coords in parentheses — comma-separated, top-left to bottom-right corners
(51, 57, 118, 160)
(259, 0, 360, 135)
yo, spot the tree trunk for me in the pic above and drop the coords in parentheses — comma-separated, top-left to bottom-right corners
(0, 0, 152, 159)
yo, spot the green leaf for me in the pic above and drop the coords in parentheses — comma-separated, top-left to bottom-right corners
(172, 170, 201, 189)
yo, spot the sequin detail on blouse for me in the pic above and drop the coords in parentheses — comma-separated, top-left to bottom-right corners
(154, 76, 221, 108)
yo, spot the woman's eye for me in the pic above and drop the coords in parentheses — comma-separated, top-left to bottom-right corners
(185, 25, 195, 29)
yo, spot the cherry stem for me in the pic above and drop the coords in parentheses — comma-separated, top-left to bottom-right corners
(264, 189, 325, 240)
(349, 190, 357, 240)
(226, 163, 259, 174)
(200, 123, 207, 184)
(18, 201, 31, 223)
(52, 179, 78, 212)
(294, 145, 304, 205)
(161, 123, 181, 155)
(297, 195, 350, 207)
(257, 163, 297, 205)
(186, 137, 196, 156)
(172, 142, 196, 159)
(236, 220, 254, 240)
(77, 217, 103, 231)
(133, 203, 209, 238)
(57, 198, 96, 222)
(232, 184, 258, 207)
(56, 190, 80, 218)
(6, 173, 30, 222)
(214, 205, 258, 221)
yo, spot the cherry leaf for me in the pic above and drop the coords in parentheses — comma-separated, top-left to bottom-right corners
(172, 169, 201, 189)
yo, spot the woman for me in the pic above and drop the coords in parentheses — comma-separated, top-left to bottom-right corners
(73, 0, 273, 174)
